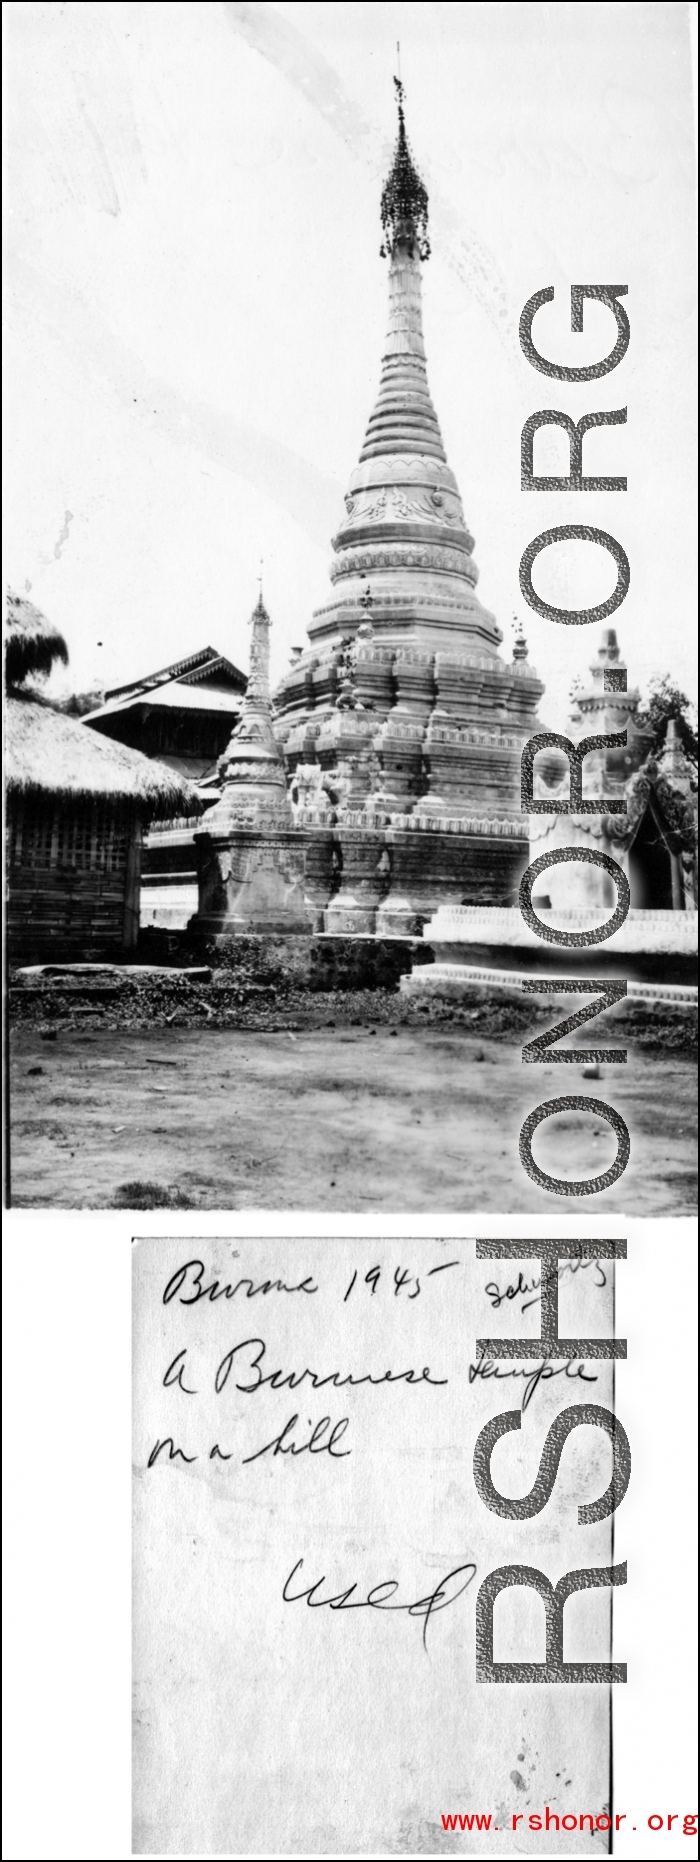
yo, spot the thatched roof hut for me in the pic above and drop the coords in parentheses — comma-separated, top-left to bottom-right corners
(6, 690, 199, 821)
(5, 591, 200, 958)
(5, 589, 69, 686)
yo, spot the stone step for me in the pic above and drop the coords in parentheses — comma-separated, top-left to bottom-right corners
(401, 961, 698, 1009)
(13, 962, 213, 984)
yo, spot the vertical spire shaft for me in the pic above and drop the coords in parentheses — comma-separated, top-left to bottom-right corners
(360, 245, 445, 461)
(243, 592, 272, 713)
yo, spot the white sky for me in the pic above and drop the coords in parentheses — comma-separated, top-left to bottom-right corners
(4, 1, 697, 726)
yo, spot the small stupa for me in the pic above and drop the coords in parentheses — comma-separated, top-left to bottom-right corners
(530, 629, 656, 912)
(190, 592, 309, 935)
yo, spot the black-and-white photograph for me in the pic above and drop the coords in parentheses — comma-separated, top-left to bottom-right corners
(5, 2, 697, 1215)
(3, 12, 698, 1862)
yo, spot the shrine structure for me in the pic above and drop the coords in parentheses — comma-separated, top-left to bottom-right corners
(191, 591, 308, 935)
(272, 83, 544, 935)
(410, 627, 697, 994)
(529, 628, 697, 916)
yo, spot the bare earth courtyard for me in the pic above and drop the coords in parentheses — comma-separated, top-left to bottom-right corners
(9, 1023, 696, 1214)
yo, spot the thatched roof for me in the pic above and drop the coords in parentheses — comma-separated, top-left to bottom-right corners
(5, 590, 69, 685)
(6, 691, 201, 821)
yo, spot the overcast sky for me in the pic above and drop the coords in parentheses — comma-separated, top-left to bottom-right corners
(4, 1, 697, 725)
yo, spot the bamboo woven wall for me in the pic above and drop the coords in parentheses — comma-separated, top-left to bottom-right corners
(6, 796, 140, 958)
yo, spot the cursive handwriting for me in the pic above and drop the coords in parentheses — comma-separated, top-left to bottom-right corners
(147, 1436, 197, 1468)
(147, 1414, 352, 1469)
(215, 1337, 447, 1396)
(163, 1260, 318, 1306)
(469, 1356, 598, 1411)
(342, 1261, 461, 1302)
(484, 1258, 607, 1316)
(283, 1557, 477, 1650)
(242, 1413, 351, 1463)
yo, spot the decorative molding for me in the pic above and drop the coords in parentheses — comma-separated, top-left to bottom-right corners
(339, 484, 468, 531)
(330, 541, 479, 583)
(427, 726, 520, 749)
(311, 592, 497, 621)
(388, 813, 528, 837)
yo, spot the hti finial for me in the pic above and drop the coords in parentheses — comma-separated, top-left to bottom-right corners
(251, 567, 269, 626)
(380, 68, 430, 262)
(512, 615, 529, 662)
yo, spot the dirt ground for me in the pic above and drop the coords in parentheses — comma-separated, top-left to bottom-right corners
(8, 1021, 696, 1214)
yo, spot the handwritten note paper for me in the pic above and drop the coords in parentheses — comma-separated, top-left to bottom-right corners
(133, 1239, 617, 1855)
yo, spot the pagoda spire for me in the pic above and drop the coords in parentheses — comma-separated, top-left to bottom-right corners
(360, 78, 443, 464)
(208, 589, 292, 828)
(658, 715, 691, 786)
(191, 585, 309, 934)
(243, 587, 273, 715)
(512, 616, 529, 662)
(380, 75, 430, 261)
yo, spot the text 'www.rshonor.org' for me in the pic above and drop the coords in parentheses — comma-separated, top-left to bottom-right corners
(517, 284, 632, 1201)
(440, 1812, 698, 1836)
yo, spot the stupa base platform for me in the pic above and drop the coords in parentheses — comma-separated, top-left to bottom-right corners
(422, 905, 698, 986)
(321, 820, 529, 938)
(401, 960, 697, 1010)
(190, 828, 312, 938)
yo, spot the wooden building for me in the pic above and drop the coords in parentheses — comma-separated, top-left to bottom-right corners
(83, 646, 246, 928)
(82, 646, 246, 781)
(5, 594, 198, 960)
